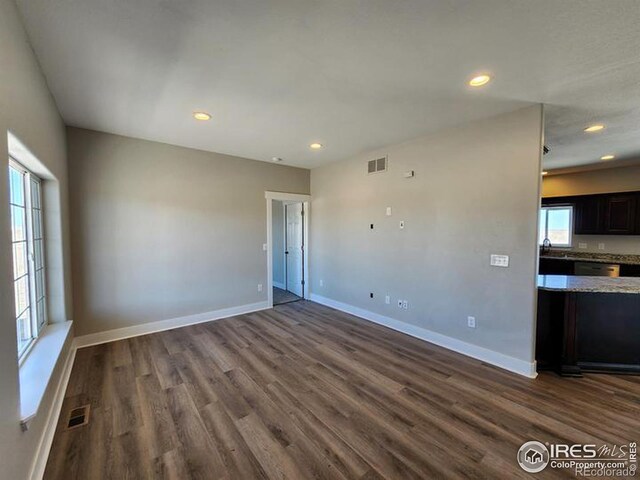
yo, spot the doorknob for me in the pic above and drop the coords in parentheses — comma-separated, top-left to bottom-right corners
(285, 251, 289, 254)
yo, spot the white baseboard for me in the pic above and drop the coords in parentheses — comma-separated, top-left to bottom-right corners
(28, 339, 77, 480)
(75, 301, 270, 348)
(273, 281, 286, 290)
(309, 294, 537, 379)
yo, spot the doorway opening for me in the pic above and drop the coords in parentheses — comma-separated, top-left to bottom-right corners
(272, 200, 304, 305)
(266, 192, 310, 308)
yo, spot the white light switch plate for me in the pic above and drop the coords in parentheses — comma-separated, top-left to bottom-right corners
(262, 243, 267, 251)
(578, 242, 588, 249)
(386, 207, 392, 216)
(490, 254, 509, 267)
(598, 243, 605, 250)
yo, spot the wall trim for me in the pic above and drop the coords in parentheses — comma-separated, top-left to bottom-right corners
(28, 340, 77, 480)
(75, 301, 270, 348)
(310, 294, 537, 378)
(265, 191, 311, 202)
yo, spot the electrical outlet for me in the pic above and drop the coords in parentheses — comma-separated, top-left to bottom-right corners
(490, 254, 509, 267)
(578, 242, 588, 249)
(385, 295, 390, 305)
(402, 300, 408, 310)
(262, 243, 267, 251)
(467, 316, 476, 328)
(598, 243, 605, 250)
(257, 284, 263, 292)
(397, 300, 403, 308)
(320, 279, 324, 287)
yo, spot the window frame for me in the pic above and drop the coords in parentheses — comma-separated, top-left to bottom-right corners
(539, 204, 574, 248)
(9, 157, 48, 362)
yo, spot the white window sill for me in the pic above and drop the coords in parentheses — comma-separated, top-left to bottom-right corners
(19, 321, 73, 430)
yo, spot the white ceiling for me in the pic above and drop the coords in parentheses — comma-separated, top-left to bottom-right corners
(16, 0, 640, 170)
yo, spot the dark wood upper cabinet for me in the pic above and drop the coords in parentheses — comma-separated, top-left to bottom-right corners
(604, 194, 637, 234)
(574, 195, 604, 235)
(542, 191, 640, 236)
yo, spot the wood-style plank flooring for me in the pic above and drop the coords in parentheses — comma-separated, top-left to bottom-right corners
(273, 287, 301, 306)
(44, 301, 640, 479)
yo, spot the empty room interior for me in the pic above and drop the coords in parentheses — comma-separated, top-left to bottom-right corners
(2, 1, 640, 479)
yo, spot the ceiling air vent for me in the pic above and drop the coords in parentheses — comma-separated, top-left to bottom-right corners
(368, 156, 388, 175)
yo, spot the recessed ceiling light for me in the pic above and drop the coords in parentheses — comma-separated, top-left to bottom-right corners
(600, 154, 615, 161)
(193, 111, 211, 121)
(584, 124, 604, 133)
(272, 157, 283, 162)
(468, 74, 491, 87)
(541, 171, 548, 176)
(310, 143, 323, 150)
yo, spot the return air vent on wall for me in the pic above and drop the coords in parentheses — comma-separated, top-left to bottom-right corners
(66, 404, 90, 430)
(368, 156, 387, 174)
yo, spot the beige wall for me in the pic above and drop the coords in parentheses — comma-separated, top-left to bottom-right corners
(0, 0, 73, 477)
(542, 165, 640, 254)
(310, 106, 543, 365)
(68, 127, 310, 336)
(542, 164, 640, 197)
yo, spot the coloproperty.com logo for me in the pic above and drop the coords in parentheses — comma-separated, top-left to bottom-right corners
(517, 440, 637, 477)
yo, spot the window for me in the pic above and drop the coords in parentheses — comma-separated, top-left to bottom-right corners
(539, 205, 573, 247)
(9, 159, 47, 359)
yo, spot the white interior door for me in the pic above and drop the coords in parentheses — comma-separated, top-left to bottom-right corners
(285, 203, 304, 297)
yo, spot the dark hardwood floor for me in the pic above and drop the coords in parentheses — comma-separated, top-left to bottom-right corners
(273, 287, 301, 306)
(44, 301, 640, 479)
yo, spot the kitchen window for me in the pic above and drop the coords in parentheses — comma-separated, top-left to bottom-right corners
(539, 205, 573, 248)
(9, 159, 47, 360)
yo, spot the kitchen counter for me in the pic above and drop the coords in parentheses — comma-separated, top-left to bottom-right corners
(536, 275, 640, 376)
(540, 251, 640, 265)
(537, 274, 640, 294)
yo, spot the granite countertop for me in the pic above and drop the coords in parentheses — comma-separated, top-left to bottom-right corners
(537, 274, 640, 294)
(540, 251, 640, 265)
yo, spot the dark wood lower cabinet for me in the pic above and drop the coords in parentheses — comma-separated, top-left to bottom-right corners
(539, 259, 640, 277)
(537, 290, 640, 375)
(538, 258, 575, 275)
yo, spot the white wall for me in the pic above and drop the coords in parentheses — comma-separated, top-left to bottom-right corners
(310, 106, 543, 372)
(68, 128, 310, 336)
(272, 200, 285, 287)
(0, 0, 73, 477)
(543, 165, 640, 254)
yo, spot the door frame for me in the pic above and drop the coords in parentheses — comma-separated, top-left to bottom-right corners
(266, 191, 311, 308)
